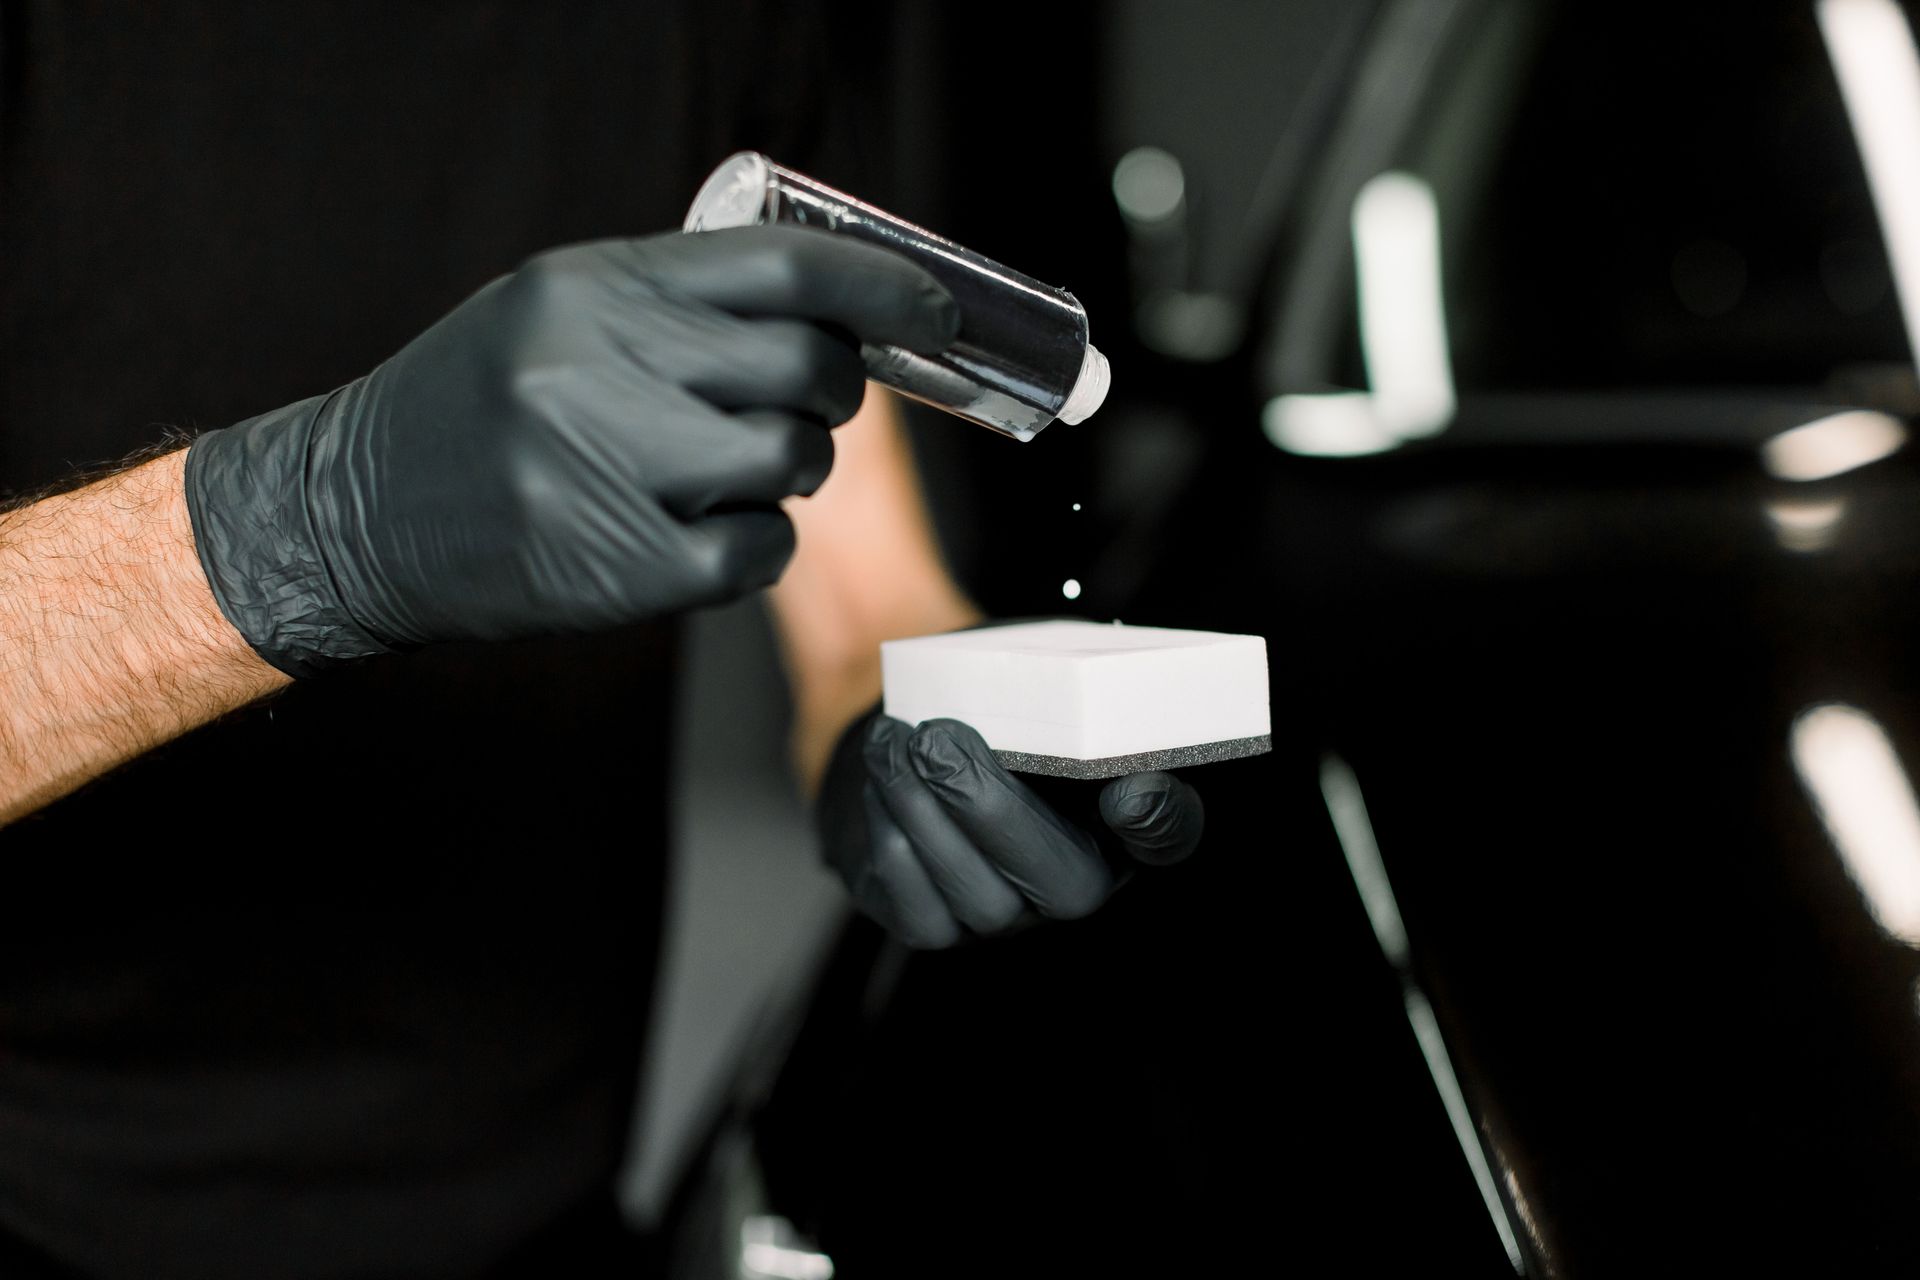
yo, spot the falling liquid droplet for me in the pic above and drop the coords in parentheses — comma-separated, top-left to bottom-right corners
(1061, 579, 1083, 600)
(1071, 503, 1082, 512)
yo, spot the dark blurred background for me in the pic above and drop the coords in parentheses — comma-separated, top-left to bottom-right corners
(635, 1, 1920, 1276)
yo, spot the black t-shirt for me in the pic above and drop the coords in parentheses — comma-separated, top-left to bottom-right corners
(0, 4, 893, 1276)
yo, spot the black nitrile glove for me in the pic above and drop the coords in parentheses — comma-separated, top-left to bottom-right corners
(185, 226, 959, 677)
(817, 710, 1206, 949)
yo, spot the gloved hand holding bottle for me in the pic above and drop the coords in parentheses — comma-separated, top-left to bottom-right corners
(185, 226, 960, 678)
(818, 708, 1206, 948)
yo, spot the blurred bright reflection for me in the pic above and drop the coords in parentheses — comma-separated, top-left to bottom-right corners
(1792, 704, 1920, 947)
(1818, 0, 1920, 366)
(1319, 756, 1525, 1272)
(740, 1216, 834, 1280)
(1320, 755, 1410, 967)
(1265, 172, 1453, 457)
(1766, 497, 1848, 552)
(1261, 390, 1396, 456)
(1354, 172, 1456, 439)
(1111, 146, 1186, 226)
(1762, 409, 1907, 480)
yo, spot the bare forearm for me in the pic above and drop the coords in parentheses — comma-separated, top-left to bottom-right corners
(770, 390, 981, 795)
(0, 449, 288, 824)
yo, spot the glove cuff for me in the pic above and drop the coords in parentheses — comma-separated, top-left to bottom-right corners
(184, 392, 392, 679)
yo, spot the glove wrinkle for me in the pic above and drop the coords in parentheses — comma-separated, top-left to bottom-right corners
(1113, 787, 1160, 824)
(870, 718, 1026, 936)
(908, 719, 1112, 920)
(184, 395, 391, 679)
(902, 718, 971, 786)
(1099, 773, 1205, 867)
(861, 783, 961, 950)
(863, 716, 911, 783)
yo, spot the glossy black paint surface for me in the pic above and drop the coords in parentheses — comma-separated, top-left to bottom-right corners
(723, 3, 1920, 1274)
(1148, 425, 1920, 1273)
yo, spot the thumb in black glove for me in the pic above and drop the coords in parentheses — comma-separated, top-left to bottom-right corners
(818, 711, 1205, 949)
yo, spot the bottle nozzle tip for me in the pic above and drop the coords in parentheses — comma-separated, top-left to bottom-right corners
(1058, 343, 1110, 425)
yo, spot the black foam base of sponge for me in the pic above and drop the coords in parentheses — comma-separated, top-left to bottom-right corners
(992, 734, 1272, 780)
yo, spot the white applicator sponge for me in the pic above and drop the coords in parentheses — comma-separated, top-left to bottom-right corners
(881, 621, 1271, 779)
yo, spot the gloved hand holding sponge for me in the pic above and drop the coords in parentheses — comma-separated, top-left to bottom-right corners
(817, 707, 1205, 949)
(184, 220, 1206, 943)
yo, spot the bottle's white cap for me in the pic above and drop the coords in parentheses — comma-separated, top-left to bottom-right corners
(684, 152, 774, 232)
(1057, 343, 1110, 425)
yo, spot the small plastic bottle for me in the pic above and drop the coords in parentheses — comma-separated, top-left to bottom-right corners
(685, 152, 1109, 442)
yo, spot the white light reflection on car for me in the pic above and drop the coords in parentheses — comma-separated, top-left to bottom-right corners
(1262, 389, 1396, 457)
(1354, 172, 1456, 441)
(1765, 497, 1849, 553)
(1265, 172, 1454, 457)
(1762, 410, 1907, 482)
(1111, 145, 1186, 227)
(1792, 703, 1920, 947)
(1318, 755, 1527, 1272)
(1819, 0, 1920, 369)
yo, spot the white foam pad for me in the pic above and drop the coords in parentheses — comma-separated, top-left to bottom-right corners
(881, 621, 1270, 762)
